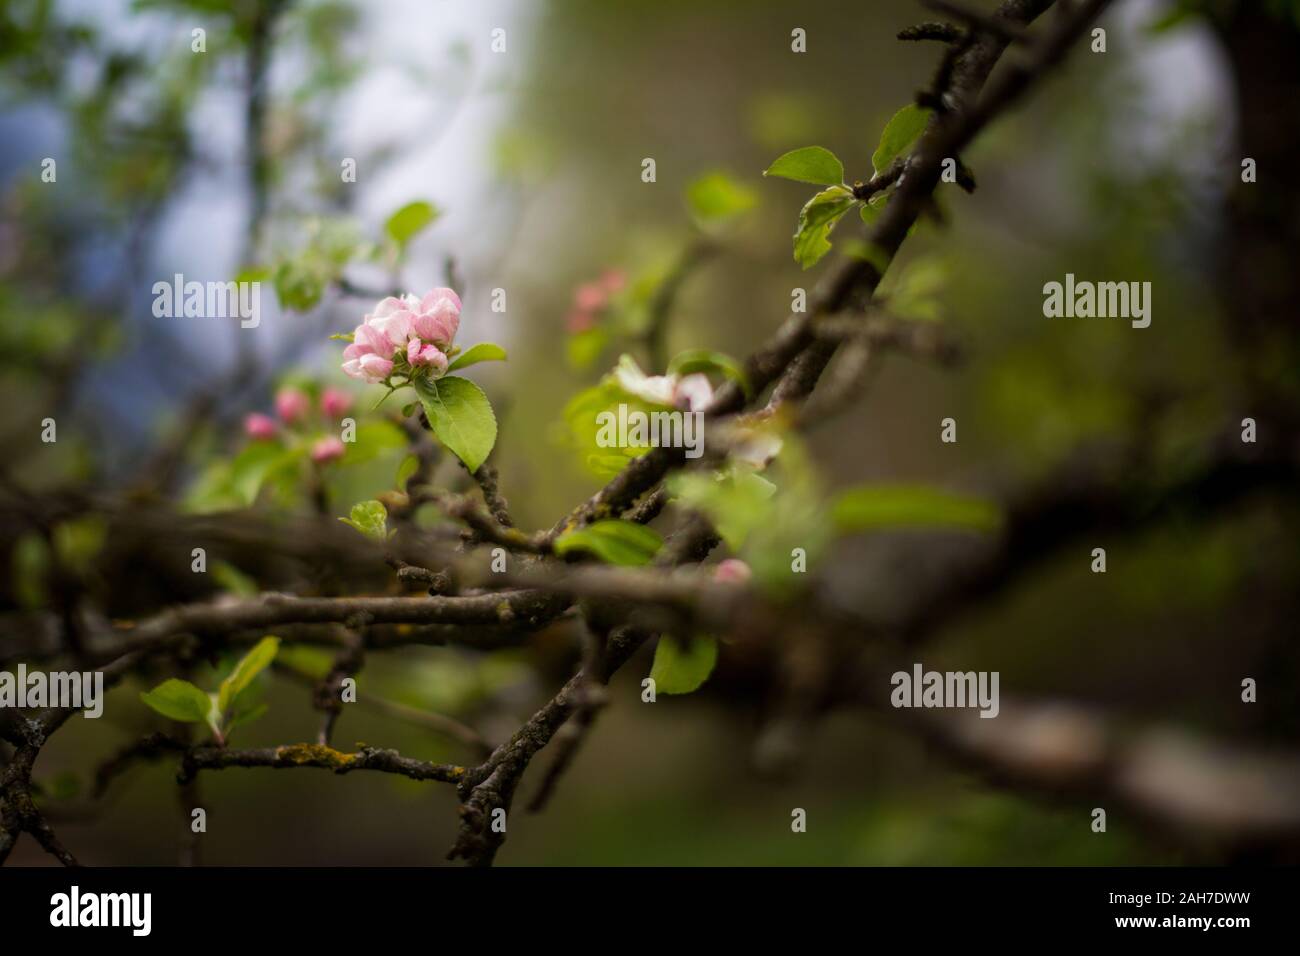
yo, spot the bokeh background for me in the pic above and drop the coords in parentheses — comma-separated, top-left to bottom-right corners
(1, 0, 1298, 864)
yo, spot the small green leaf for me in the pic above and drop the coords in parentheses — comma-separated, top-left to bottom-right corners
(554, 519, 663, 566)
(140, 679, 210, 723)
(395, 454, 420, 489)
(650, 635, 718, 694)
(667, 348, 750, 397)
(686, 171, 758, 224)
(447, 342, 507, 372)
(831, 484, 1002, 533)
(413, 375, 498, 472)
(339, 499, 388, 540)
(872, 104, 932, 174)
(217, 636, 281, 715)
(793, 185, 855, 269)
(211, 561, 258, 597)
(764, 146, 845, 186)
(384, 200, 439, 249)
(276, 645, 336, 681)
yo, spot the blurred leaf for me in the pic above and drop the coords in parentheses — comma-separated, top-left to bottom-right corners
(276, 645, 335, 680)
(384, 200, 439, 250)
(567, 326, 608, 370)
(211, 560, 258, 596)
(140, 678, 209, 723)
(217, 636, 280, 714)
(413, 375, 497, 472)
(872, 104, 932, 174)
(650, 635, 718, 694)
(339, 499, 388, 539)
(764, 146, 844, 186)
(832, 485, 1002, 533)
(11, 533, 50, 609)
(395, 453, 420, 489)
(793, 185, 855, 269)
(52, 515, 105, 576)
(686, 172, 757, 225)
(554, 519, 662, 566)
(447, 342, 507, 372)
(669, 468, 776, 551)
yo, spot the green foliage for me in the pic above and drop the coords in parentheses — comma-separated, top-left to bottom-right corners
(413, 375, 498, 472)
(554, 519, 663, 566)
(140, 637, 281, 742)
(447, 342, 507, 372)
(339, 499, 388, 539)
(872, 104, 932, 174)
(649, 635, 718, 694)
(270, 219, 362, 311)
(139, 678, 211, 724)
(384, 200, 440, 252)
(561, 375, 667, 478)
(686, 172, 757, 227)
(211, 560, 258, 596)
(764, 146, 845, 186)
(217, 636, 280, 714)
(831, 485, 1002, 534)
(793, 185, 856, 269)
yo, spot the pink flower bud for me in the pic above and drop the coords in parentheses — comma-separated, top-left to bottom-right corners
(407, 339, 449, 376)
(311, 435, 346, 463)
(713, 559, 752, 584)
(600, 269, 627, 293)
(274, 387, 310, 424)
(243, 413, 277, 440)
(320, 387, 352, 418)
(574, 282, 607, 313)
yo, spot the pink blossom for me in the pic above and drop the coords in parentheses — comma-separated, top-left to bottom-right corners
(342, 323, 397, 383)
(409, 288, 460, 349)
(363, 295, 419, 348)
(274, 387, 310, 424)
(713, 559, 752, 584)
(600, 269, 626, 293)
(311, 435, 346, 463)
(406, 338, 449, 376)
(320, 387, 353, 418)
(243, 413, 277, 440)
(574, 282, 608, 313)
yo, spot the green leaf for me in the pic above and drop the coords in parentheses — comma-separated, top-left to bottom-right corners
(764, 146, 845, 186)
(668, 468, 776, 551)
(395, 454, 420, 489)
(217, 636, 280, 715)
(872, 104, 932, 175)
(793, 185, 855, 269)
(384, 200, 439, 249)
(140, 679, 211, 723)
(211, 561, 258, 597)
(686, 171, 758, 224)
(276, 645, 336, 681)
(667, 348, 750, 397)
(554, 519, 663, 566)
(339, 499, 388, 540)
(447, 342, 507, 372)
(566, 326, 608, 370)
(831, 484, 1002, 533)
(413, 375, 498, 472)
(650, 635, 718, 694)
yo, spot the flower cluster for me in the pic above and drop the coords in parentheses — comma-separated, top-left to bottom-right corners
(244, 385, 354, 463)
(342, 288, 462, 385)
(566, 269, 625, 333)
